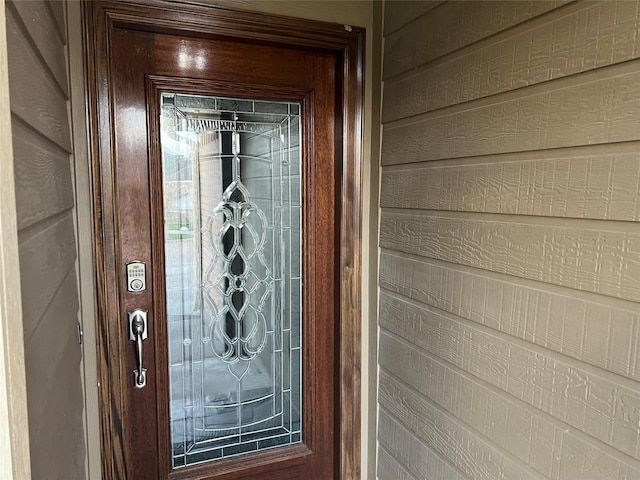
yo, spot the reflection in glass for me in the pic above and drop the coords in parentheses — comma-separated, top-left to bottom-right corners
(160, 93, 302, 468)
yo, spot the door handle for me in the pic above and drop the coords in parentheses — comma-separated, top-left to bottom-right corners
(128, 309, 148, 388)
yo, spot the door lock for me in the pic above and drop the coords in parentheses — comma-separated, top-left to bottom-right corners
(126, 261, 146, 293)
(128, 309, 148, 388)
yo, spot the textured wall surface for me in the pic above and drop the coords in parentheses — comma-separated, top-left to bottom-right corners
(6, 0, 86, 478)
(378, 2, 640, 479)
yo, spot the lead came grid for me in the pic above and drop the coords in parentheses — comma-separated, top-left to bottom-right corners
(160, 93, 302, 468)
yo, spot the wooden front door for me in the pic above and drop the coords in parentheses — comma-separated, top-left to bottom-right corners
(84, 2, 363, 479)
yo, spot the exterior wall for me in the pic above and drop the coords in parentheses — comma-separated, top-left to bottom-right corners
(6, 0, 85, 479)
(378, 2, 640, 479)
(0, 0, 31, 477)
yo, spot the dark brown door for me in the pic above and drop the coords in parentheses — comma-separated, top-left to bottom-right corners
(88, 5, 344, 479)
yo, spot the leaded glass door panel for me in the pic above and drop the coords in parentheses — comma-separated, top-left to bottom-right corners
(161, 93, 303, 467)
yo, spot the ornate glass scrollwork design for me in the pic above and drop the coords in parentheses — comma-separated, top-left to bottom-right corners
(202, 140, 273, 380)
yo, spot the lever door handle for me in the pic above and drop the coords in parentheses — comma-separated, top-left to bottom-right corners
(128, 309, 148, 388)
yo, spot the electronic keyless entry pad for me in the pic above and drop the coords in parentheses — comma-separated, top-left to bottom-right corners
(126, 261, 147, 293)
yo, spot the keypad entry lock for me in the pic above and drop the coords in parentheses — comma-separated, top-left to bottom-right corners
(128, 309, 148, 388)
(126, 261, 146, 293)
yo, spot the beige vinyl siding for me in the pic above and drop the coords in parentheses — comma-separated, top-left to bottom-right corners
(0, 0, 31, 476)
(378, 2, 640, 479)
(6, 0, 85, 479)
(382, 1, 442, 36)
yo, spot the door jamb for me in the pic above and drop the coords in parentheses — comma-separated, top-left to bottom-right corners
(82, 1, 364, 478)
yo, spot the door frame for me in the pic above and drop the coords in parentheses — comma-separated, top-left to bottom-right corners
(82, 1, 364, 478)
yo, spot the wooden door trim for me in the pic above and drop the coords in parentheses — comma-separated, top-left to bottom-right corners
(82, 1, 363, 478)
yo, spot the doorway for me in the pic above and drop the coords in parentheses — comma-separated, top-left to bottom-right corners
(83, 1, 363, 479)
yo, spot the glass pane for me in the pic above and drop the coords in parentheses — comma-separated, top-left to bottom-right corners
(160, 92, 302, 468)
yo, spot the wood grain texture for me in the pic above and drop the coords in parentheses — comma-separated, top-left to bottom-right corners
(18, 213, 77, 342)
(9, 0, 68, 94)
(82, 2, 127, 477)
(383, 0, 568, 79)
(6, 7, 71, 152)
(380, 366, 640, 480)
(382, 1, 443, 36)
(12, 119, 74, 230)
(145, 66, 337, 479)
(379, 211, 640, 301)
(379, 382, 541, 480)
(380, 151, 640, 221)
(110, 27, 160, 480)
(380, 298, 640, 467)
(383, 1, 640, 122)
(85, 2, 363, 479)
(378, 412, 468, 480)
(379, 252, 640, 383)
(382, 67, 640, 165)
(378, 1, 640, 479)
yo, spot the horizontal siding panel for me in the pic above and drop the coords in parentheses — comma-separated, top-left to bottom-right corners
(380, 299, 640, 464)
(378, 414, 468, 480)
(6, 8, 71, 152)
(24, 269, 78, 352)
(379, 376, 541, 480)
(46, 0, 66, 42)
(29, 395, 85, 480)
(382, 351, 640, 479)
(10, 2, 85, 479)
(383, 1, 640, 122)
(379, 0, 640, 478)
(379, 252, 640, 383)
(24, 273, 79, 417)
(26, 330, 84, 480)
(383, 0, 566, 79)
(12, 119, 74, 230)
(377, 448, 419, 480)
(19, 213, 77, 339)
(383, 1, 443, 36)
(10, 0, 68, 94)
(380, 152, 640, 221)
(382, 68, 640, 165)
(379, 211, 640, 301)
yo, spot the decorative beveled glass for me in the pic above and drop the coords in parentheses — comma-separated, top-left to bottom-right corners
(160, 93, 302, 468)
